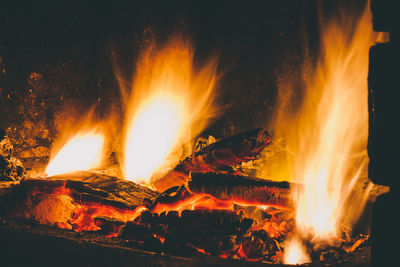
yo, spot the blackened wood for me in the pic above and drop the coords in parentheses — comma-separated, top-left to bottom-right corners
(153, 128, 272, 191)
(53, 171, 159, 205)
(167, 209, 253, 237)
(121, 209, 254, 257)
(0, 215, 371, 266)
(0, 217, 268, 267)
(25, 171, 158, 209)
(94, 216, 125, 235)
(188, 172, 293, 209)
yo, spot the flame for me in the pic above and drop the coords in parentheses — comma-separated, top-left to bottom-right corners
(124, 95, 184, 182)
(122, 37, 218, 184)
(283, 236, 310, 265)
(274, 1, 387, 255)
(46, 130, 105, 176)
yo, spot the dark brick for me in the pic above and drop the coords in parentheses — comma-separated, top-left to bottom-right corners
(371, 0, 399, 33)
(368, 43, 400, 187)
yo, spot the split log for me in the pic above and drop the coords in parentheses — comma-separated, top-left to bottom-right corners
(188, 172, 294, 209)
(152, 128, 272, 191)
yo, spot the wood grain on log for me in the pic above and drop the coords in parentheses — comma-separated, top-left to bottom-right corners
(1, 172, 158, 229)
(188, 172, 294, 209)
(148, 173, 294, 211)
(23, 171, 158, 209)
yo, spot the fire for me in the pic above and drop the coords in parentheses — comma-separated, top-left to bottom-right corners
(46, 130, 105, 176)
(283, 236, 310, 265)
(124, 95, 184, 183)
(275, 3, 387, 262)
(122, 37, 218, 184)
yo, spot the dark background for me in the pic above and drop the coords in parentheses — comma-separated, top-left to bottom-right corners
(0, 0, 366, 157)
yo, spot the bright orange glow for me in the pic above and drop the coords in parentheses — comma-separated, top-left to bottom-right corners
(46, 130, 105, 176)
(125, 95, 184, 182)
(69, 202, 146, 233)
(274, 3, 387, 257)
(122, 37, 218, 184)
(283, 236, 310, 265)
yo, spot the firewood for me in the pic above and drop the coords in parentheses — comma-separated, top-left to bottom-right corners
(167, 209, 253, 236)
(152, 128, 272, 191)
(21, 171, 158, 209)
(94, 216, 125, 235)
(162, 209, 253, 256)
(120, 209, 253, 257)
(145, 185, 196, 212)
(188, 172, 294, 209)
(147, 173, 294, 212)
(2, 172, 158, 229)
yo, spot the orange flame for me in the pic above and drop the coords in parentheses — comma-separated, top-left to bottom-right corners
(46, 129, 105, 176)
(276, 4, 387, 262)
(283, 236, 310, 265)
(121, 37, 218, 184)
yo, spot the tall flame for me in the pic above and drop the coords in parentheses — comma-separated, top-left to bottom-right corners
(46, 130, 105, 176)
(122, 37, 218, 184)
(277, 4, 387, 263)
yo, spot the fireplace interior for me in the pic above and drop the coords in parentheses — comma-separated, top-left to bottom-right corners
(0, 0, 396, 266)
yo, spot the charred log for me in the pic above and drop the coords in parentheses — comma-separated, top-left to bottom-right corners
(152, 128, 272, 191)
(0, 172, 158, 229)
(120, 209, 254, 257)
(22, 171, 158, 209)
(147, 173, 294, 213)
(188, 172, 294, 209)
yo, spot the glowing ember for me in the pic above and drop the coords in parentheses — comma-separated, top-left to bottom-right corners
(283, 236, 310, 265)
(46, 131, 105, 176)
(121, 37, 218, 184)
(274, 3, 387, 260)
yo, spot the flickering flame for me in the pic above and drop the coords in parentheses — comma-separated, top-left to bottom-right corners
(121, 37, 218, 184)
(284, 236, 310, 265)
(124, 95, 184, 182)
(275, 3, 387, 260)
(46, 130, 105, 176)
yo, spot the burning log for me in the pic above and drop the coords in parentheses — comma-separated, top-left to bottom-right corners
(2, 172, 158, 230)
(94, 216, 125, 236)
(148, 172, 294, 212)
(152, 128, 272, 191)
(188, 172, 294, 209)
(19, 171, 158, 209)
